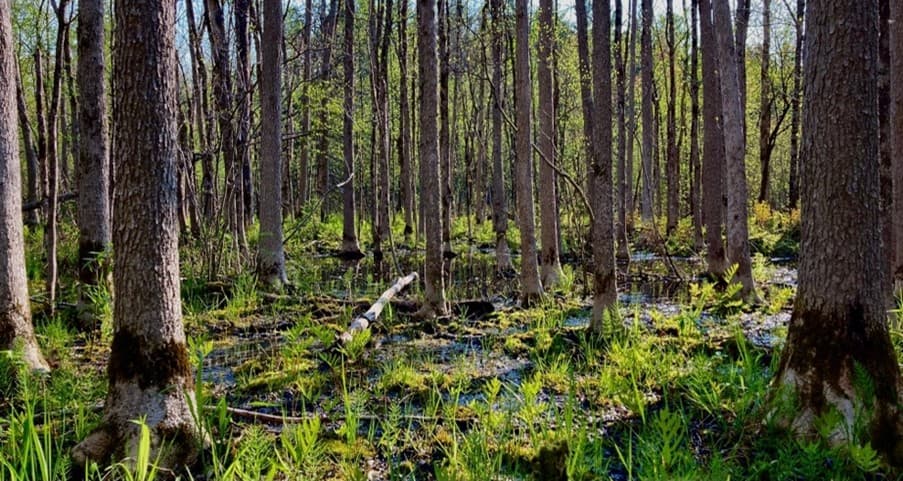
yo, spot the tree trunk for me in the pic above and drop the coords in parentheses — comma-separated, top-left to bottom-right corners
(258, 0, 287, 286)
(398, 0, 415, 242)
(537, 0, 561, 287)
(489, 0, 513, 273)
(438, 0, 453, 255)
(72, 0, 201, 468)
(15, 64, 40, 227)
(185, 0, 213, 221)
(688, 0, 703, 250)
(892, 0, 903, 286)
(341, 0, 363, 256)
(76, 0, 112, 326)
(235, 0, 253, 229)
(734, 0, 749, 129)
(639, 0, 654, 222)
(879, 0, 893, 276)
(317, 0, 340, 220)
(770, 0, 903, 464)
(665, 0, 679, 234)
(788, 0, 804, 209)
(614, 0, 630, 259)
(514, 0, 543, 303)
(298, 0, 313, 209)
(416, 0, 448, 317)
(589, 0, 617, 332)
(0, 0, 49, 373)
(712, 0, 756, 299)
(698, 0, 727, 278)
(625, 0, 637, 226)
(575, 0, 594, 227)
(757, 0, 772, 205)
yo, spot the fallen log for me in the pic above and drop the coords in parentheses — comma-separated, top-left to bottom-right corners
(339, 272, 418, 343)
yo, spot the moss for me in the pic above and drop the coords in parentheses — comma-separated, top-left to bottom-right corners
(108, 330, 192, 390)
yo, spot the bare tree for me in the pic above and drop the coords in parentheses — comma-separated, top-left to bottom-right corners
(73, 0, 201, 467)
(514, 0, 543, 303)
(589, 0, 617, 332)
(712, 0, 756, 299)
(770, 0, 903, 461)
(688, 0, 703, 249)
(258, 0, 287, 286)
(639, 0, 654, 222)
(787, 0, 804, 209)
(416, 0, 448, 317)
(757, 0, 772, 204)
(665, 0, 679, 234)
(341, 0, 363, 257)
(398, 0, 415, 242)
(698, 0, 727, 278)
(537, 0, 561, 286)
(490, 0, 513, 273)
(0, 0, 49, 373)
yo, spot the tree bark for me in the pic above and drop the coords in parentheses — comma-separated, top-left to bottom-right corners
(438, 0, 453, 255)
(625, 0, 637, 226)
(73, 0, 201, 468)
(575, 0, 594, 224)
(879, 0, 893, 275)
(514, 0, 543, 303)
(417, 0, 448, 317)
(757, 0, 772, 205)
(317, 0, 340, 220)
(341, 0, 363, 256)
(614, 0, 630, 258)
(698, 0, 727, 278)
(16, 64, 40, 227)
(665, 0, 679, 234)
(788, 0, 804, 209)
(892, 0, 903, 286)
(235, 0, 254, 229)
(589, 0, 617, 332)
(712, 0, 756, 299)
(398, 0, 415, 242)
(258, 0, 287, 286)
(639, 0, 654, 222)
(0, 0, 50, 373)
(688, 0, 703, 249)
(489, 0, 513, 273)
(770, 0, 903, 464)
(76, 0, 112, 326)
(537, 0, 561, 287)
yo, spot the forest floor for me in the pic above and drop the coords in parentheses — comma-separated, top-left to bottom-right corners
(1, 212, 901, 480)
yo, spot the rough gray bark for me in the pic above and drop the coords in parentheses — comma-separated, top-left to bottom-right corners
(879, 0, 892, 274)
(734, 0, 750, 130)
(537, 0, 561, 287)
(770, 0, 903, 464)
(575, 0, 595, 220)
(258, 0, 287, 286)
(639, 0, 654, 222)
(438, 0, 453, 255)
(72, 0, 200, 468)
(625, 0, 637, 225)
(698, 0, 727, 278)
(712, 0, 756, 299)
(76, 0, 111, 326)
(490, 0, 513, 273)
(0, 0, 49, 373)
(417, 0, 448, 317)
(341, 0, 363, 256)
(514, 0, 543, 303)
(589, 0, 617, 332)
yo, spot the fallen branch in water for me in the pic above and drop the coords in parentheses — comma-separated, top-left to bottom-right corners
(339, 272, 419, 343)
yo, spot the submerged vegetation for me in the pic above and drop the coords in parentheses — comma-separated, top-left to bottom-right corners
(0, 210, 899, 480)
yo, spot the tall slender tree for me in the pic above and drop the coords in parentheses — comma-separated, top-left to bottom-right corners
(537, 0, 561, 287)
(75, 0, 111, 325)
(698, 0, 727, 278)
(665, 0, 679, 234)
(0, 0, 49, 373)
(688, 0, 703, 249)
(514, 0, 543, 303)
(757, 0, 772, 204)
(398, 0, 415, 242)
(639, 0, 654, 221)
(259, 0, 287, 286)
(341, 0, 363, 257)
(788, 0, 804, 209)
(712, 0, 756, 299)
(417, 0, 448, 317)
(73, 0, 201, 467)
(589, 0, 617, 332)
(770, 0, 903, 463)
(490, 0, 514, 273)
